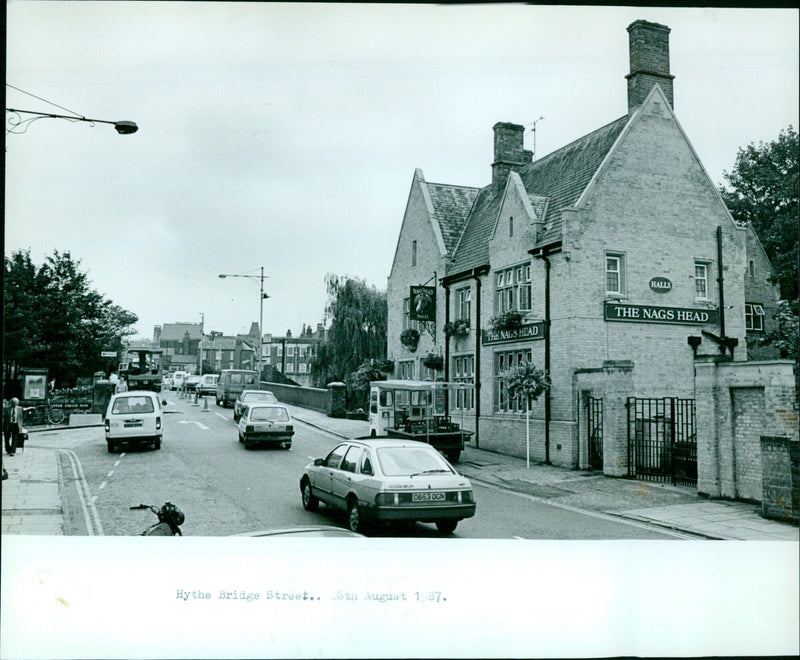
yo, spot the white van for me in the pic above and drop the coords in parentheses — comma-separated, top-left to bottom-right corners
(171, 371, 189, 390)
(104, 390, 164, 453)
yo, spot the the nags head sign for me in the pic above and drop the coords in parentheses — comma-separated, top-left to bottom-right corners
(605, 302, 718, 325)
(483, 321, 545, 345)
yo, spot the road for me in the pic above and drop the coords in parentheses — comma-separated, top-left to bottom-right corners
(48, 391, 688, 539)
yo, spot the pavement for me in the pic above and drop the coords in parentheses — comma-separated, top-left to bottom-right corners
(2, 404, 798, 540)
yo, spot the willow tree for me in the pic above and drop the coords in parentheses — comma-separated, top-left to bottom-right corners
(312, 274, 387, 398)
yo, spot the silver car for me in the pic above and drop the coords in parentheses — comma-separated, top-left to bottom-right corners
(300, 438, 476, 534)
(233, 389, 277, 421)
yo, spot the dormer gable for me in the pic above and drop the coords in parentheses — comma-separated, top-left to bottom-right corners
(490, 171, 543, 244)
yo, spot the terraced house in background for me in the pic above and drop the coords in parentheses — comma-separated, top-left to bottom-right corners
(387, 20, 787, 488)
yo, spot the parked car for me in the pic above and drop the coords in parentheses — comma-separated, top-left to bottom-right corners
(104, 390, 165, 453)
(185, 375, 202, 392)
(216, 369, 259, 407)
(300, 438, 476, 534)
(237, 403, 294, 449)
(196, 373, 219, 396)
(233, 389, 277, 422)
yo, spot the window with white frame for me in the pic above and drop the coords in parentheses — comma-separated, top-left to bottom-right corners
(451, 354, 475, 411)
(299, 363, 307, 373)
(286, 363, 295, 373)
(745, 303, 765, 332)
(299, 345, 306, 357)
(694, 262, 710, 300)
(277, 344, 283, 357)
(494, 264, 531, 314)
(605, 253, 625, 296)
(398, 360, 415, 380)
(456, 287, 471, 322)
(287, 345, 294, 357)
(403, 298, 420, 331)
(495, 350, 532, 413)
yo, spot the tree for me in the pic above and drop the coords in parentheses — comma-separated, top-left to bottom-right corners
(3, 249, 139, 389)
(719, 126, 799, 308)
(311, 274, 387, 390)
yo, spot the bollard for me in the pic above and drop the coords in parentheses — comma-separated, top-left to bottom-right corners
(202, 397, 209, 412)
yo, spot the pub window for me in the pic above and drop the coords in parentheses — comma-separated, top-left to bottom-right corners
(451, 354, 475, 411)
(605, 253, 625, 296)
(694, 262, 710, 300)
(745, 303, 765, 332)
(412, 240, 417, 267)
(403, 298, 420, 331)
(456, 287, 471, 322)
(494, 264, 531, 314)
(495, 350, 532, 413)
(398, 360, 415, 380)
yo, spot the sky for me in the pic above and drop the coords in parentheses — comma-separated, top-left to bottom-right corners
(5, 3, 799, 341)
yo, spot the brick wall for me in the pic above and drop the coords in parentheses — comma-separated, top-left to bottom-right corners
(760, 436, 799, 522)
(695, 359, 797, 499)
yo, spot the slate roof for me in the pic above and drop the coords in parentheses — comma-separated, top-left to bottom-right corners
(425, 182, 480, 254)
(203, 336, 237, 350)
(446, 115, 629, 276)
(160, 323, 203, 341)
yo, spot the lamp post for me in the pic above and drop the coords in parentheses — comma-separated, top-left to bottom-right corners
(6, 108, 138, 134)
(218, 267, 269, 383)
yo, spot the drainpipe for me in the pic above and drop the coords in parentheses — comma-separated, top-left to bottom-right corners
(716, 226, 727, 354)
(542, 254, 552, 465)
(471, 267, 486, 449)
(444, 283, 451, 415)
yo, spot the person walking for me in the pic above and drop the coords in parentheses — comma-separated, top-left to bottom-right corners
(2, 399, 11, 452)
(5, 397, 23, 456)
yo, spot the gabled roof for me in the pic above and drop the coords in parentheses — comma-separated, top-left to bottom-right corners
(425, 182, 480, 254)
(160, 323, 203, 341)
(446, 115, 630, 276)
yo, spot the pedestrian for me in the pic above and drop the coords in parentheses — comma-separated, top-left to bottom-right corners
(2, 399, 11, 451)
(5, 397, 24, 456)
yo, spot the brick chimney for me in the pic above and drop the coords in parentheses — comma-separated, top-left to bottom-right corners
(625, 20, 674, 113)
(492, 122, 533, 187)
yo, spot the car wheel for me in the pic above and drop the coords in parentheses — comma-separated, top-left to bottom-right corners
(301, 479, 318, 511)
(282, 441, 292, 450)
(233, 413, 239, 422)
(446, 449, 461, 463)
(154, 439, 162, 450)
(238, 433, 244, 444)
(436, 519, 458, 534)
(216, 397, 221, 406)
(107, 441, 116, 454)
(347, 498, 365, 534)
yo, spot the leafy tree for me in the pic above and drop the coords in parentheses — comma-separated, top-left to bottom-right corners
(3, 249, 138, 390)
(719, 125, 799, 308)
(311, 274, 387, 389)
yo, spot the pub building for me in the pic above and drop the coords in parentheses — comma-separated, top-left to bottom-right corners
(386, 20, 780, 473)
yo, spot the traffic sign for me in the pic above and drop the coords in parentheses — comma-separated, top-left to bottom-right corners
(101, 351, 117, 358)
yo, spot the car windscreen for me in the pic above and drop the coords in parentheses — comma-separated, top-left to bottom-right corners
(249, 407, 289, 423)
(111, 396, 155, 415)
(376, 447, 453, 476)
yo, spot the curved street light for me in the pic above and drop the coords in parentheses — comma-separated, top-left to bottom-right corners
(6, 108, 139, 135)
(218, 267, 269, 381)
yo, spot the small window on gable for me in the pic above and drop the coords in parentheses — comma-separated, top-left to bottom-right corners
(412, 240, 417, 267)
(749, 260, 755, 278)
(509, 216, 514, 238)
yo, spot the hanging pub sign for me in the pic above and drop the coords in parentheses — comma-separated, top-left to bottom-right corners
(483, 321, 546, 345)
(409, 286, 436, 322)
(605, 302, 718, 325)
(649, 277, 673, 293)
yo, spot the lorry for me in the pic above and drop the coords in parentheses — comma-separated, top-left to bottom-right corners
(120, 347, 163, 392)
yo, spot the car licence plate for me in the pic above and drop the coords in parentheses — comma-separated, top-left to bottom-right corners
(124, 420, 143, 428)
(412, 492, 446, 502)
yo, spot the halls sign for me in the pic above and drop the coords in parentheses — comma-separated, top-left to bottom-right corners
(605, 302, 718, 325)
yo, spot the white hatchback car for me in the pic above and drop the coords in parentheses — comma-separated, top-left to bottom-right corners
(300, 438, 476, 534)
(237, 403, 294, 450)
(104, 390, 165, 453)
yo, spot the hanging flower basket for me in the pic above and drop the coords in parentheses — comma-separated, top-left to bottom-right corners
(422, 352, 444, 371)
(489, 310, 524, 332)
(444, 319, 470, 338)
(400, 328, 420, 352)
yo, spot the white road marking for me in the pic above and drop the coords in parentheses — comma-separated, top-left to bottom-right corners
(99, 481, 107, 490)
(178, 420, 210, 430)
(57, 448, 104, 535)
(114, 460, 121, 467)
(215, 413, 227, 420)
(107, 471, 114, 477)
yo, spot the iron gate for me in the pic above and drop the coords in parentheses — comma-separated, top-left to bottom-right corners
(627, 397, 697, 487)
(587, 397, 603, 470)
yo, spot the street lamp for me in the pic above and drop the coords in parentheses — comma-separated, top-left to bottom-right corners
(218, 267, 269, 383)
(6, 108, 139, 135)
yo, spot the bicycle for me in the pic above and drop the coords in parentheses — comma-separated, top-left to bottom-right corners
(22, 403, 66, 426)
